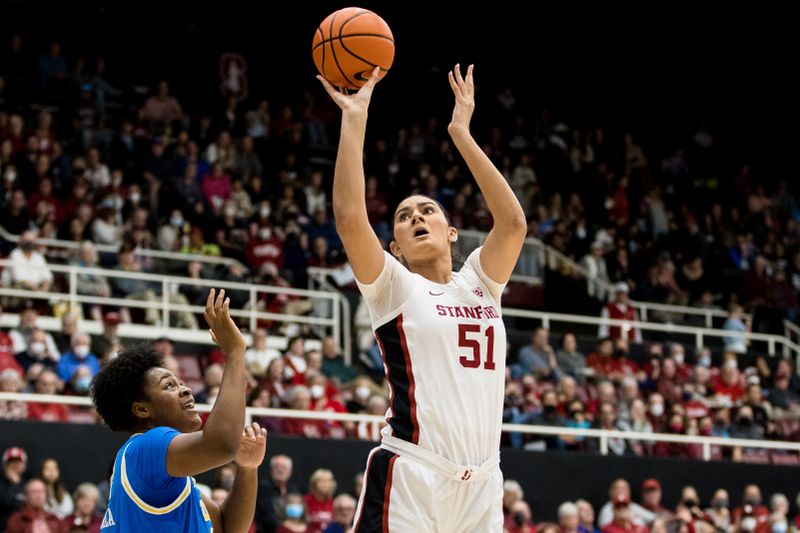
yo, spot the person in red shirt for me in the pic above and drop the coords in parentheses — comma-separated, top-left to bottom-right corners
(61, 482, 103, 533)
(586, 338, 615, 376)
(598, 282, 642, 342)
(245, 225, 284, 272)
(282, 385, 327, 438)
(26, 369, 68, 422)
(732, 485, 770, 533)
(601, 494, 648, 533)
(639, 479, 672, 521)
(713, 363, 745, 404)
(304, 468, 336, 533)
(5, 478, 63, 533)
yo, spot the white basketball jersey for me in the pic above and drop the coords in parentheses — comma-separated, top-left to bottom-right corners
(357, 247, 507, 465)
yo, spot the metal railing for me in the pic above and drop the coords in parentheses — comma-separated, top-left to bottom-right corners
(0, 224, 247, 271)
(2, 392, 798, 463)
(0, 259, 350, 358)
(502, 308, 800, 362)
(307, 266, 352, 363)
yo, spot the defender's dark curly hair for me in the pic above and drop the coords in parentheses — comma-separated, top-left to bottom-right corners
(91, 343, 164, 433)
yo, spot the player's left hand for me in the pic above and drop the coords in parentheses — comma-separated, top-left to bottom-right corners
(233, 422, 267, 470)
(447, 63, 475, 135)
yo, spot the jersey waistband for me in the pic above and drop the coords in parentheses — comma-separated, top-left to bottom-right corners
(380, 435, 501, 486)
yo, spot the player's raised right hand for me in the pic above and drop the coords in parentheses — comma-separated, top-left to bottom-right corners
(204, 288, 247, 357)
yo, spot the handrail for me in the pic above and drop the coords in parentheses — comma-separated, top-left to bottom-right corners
(2, 392, 797, 462)
(0, 224, 247, 271)
(0, 259, 348, 344)
(502, 308, 800, 360)
(306, 267, 352, 365)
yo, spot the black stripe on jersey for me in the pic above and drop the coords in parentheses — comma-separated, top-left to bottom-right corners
(354, 449, 398, 533)
(375, 314, 419, 444)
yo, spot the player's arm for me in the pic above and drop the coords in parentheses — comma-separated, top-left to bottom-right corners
(166, 289, 248, 477)
(447, 64, 527, 284)
(220, 422, 267, 533)
(317, 68, 385, 284)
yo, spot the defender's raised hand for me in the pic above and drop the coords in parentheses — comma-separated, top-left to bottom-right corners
(317, 66, 381, 116)
(204, 288, 247, 357)
(447, 63, 475, 135)
(233, 422, 268, 470)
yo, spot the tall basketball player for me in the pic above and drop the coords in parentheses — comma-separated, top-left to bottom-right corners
(91, 289, 266, 532)
(318, 65, 527, 531)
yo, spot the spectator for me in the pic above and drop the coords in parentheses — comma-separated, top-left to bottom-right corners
(255, 455, 299, 533)
(15, 328, 60, 373)
(515, 327, 560, 380)
(592, 402, 627, 456)
(560, 502, 581, 533)
(52, 314, 77, 356)
(732, 485, 770, 533)
(601, 494, 648, 533)
(506, 500, 535, 533)
(599, 282, 642, 342)
(320, 337, 356, 385)
(355, 395, 388, 442)
(513, 389, 566, 450)
(91, 312, 121, 362)
(704, 489, 731, 533)
(142, 80, 184, 132)
(248, 386, 283, 434)
(769, 494, 789, 533)
(581, 240, 610, 301)
(304, 469, 336, 533)
(0, 446, 27, 528)
(577, 499, 601, 533)
(323, 493, 356, 533)
(202, 162, 232, 215)
(556, 332, 587, 379)
(244, 328, 280, 377)
(195, 363, 224, 405)
(617, 399, 653, 457)
(61, 482, 102, 532)
(276, 492, 307, 533)
(28, 369, 68, 422)
(0, 305, 22, 375)
(639, 479, 671, 520)
(0, 231, 53, 307)
(598, 479, 654, 527)
(5, 478, 62, 533)
(39, 458, 73, 519)
(71, 241, 111, 322)
(9, 304, 59, 356)
(282, 336, 308, 381)
(728, 405, 762, 440)
(503, 480, 525, 530)
(0, 368, 28, 420)
(722, 304, 749, 355)
(55, 332, 100, 384)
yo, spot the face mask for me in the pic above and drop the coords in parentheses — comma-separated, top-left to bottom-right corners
(681, 391, 693, 402)
(171, 217, 184, 227)
(745, 497, 761, 507)
(112, 177, 123, 187)
(220, 477, 234, 491)
(738, 417, 753, 427)
(285, 503, 303, 519)
(4, 169, 16, 183)
(73, 345, 90, 359)
(613, 349, 626, 359)
(260, 206, 271, 218)
(355, 386, 371, 401)
(650, 403, 664, 417)
(682, 499, 697, 508)
(20, 241, 36, 252)
(310, 384, 325, 399)
(673, 353, 684, 365)
(543, 405, 557, 415)
(699, 356, 711, 367)
(74, 375, 92, 393)
(725, 359, 738, 370)
(129, 192, 141, 203)
(713, 500, 728, 509)
(670, 423, 684, 433)
(700, 427, 712, 436)
(576, 227, 587, 239)
(259, 228, 272, 240)
(30, 342, 46, 355)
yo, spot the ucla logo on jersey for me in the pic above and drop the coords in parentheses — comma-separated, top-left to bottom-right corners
(472, 287, 484, 298)
(100, 508, 115, 528)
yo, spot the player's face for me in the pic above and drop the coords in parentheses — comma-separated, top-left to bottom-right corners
(141, 367, 201, 432)
(391, 195, 454, 263)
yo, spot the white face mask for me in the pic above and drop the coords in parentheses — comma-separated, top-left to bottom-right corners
(650, 403, 664, 417)
(259, 206, 271, 218)
(310, 384, 325, 399)
(699, 356, 711, 368)
(30, 342, 46, 355)
(129, 192, 141, 203)
(355, 386, 371, 401)
(725, 359, 738, 370)
(259, 228, 272, 240)
(73, 345, 90, 359)
(673, 353, 684, 366)
(4, 168, 17, 183)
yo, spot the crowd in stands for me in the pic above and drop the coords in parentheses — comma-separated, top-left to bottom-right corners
(2, 443, 799, 533)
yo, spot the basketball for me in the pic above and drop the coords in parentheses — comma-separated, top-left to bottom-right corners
(312, 7, 394, 90)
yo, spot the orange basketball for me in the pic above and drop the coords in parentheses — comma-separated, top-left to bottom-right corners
(312, 7, 394, 90)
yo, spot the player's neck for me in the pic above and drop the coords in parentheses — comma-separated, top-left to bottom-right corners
(408, 256, 453, 284)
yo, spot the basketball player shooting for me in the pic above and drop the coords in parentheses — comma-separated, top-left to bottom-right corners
(317, 64, 527, 531)
(91, 289, 266, 532)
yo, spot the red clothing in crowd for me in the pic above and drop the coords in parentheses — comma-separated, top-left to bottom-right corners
(712, 378, 745, 403)
(304, 493, 333, 533)
(732, 505, 770, 533)
(282, 418, 327, 438)
(62, 513, 103, 533)
(601, 521, 648, 533)
(5, 505, 63, 532)
(245, 236, 284, 271)
(27, 402, 69, 422)
(600, 302, 642, 342)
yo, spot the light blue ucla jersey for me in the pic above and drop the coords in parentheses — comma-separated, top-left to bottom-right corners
(101, 427, 213, 532)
